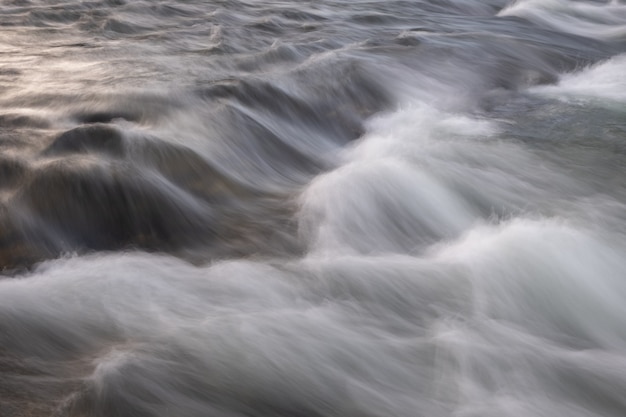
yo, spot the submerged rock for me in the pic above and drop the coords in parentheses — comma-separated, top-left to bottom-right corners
(13, 158, 214, 252)
(43, 124, 126, 158)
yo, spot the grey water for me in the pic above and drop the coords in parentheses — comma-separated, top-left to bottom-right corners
(1, 1, 626, 416)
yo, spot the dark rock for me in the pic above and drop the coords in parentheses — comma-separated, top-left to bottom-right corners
(12, 158, 214, 253)
(43, 124, 125, 157)
(74, 111, 138, 124)
(0, 157, 28, 189)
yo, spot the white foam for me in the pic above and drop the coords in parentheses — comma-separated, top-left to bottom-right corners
(499, 0, 626, 40)
(435, 218, 626, 348)
(530, 54, 626, 102)
(4, 213, 626, 415)
(299, 158, 477, 255)
(297, 97, 500, 255)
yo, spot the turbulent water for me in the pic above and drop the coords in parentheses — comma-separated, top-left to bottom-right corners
(1, 0, 626, 416)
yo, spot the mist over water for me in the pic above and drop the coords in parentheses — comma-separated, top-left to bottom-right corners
(1, 1, 626, 416)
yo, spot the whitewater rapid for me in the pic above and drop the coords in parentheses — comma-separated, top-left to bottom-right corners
(1, 1, 626, 416)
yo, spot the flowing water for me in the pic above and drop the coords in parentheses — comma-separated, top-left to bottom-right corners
(1, 1, 626, 416)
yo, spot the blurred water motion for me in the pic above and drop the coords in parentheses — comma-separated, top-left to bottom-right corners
(1, 1, 626, 416)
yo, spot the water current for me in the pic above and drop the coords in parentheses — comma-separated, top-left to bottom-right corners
(1, 1, 626, 416)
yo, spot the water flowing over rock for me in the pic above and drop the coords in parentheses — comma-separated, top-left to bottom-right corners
(1, 1, 626, 416)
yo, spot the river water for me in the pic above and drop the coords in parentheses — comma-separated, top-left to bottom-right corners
(0, 1, 626, 416)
